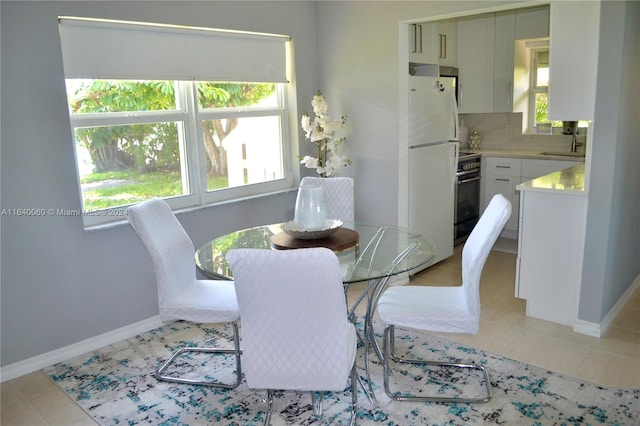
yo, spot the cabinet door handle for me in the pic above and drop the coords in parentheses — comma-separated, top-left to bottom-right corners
(442, 34, 447, 59)
(412, 24, 418, 53)
(495, 178, 510, 182)
(496, 165, 511, 169)
(507, 81, 512, 107)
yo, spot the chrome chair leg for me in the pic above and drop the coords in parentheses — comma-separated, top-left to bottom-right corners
(382, 325, 493, 404)
(362, 324, 377, 405)
(263, 389, 274, 426)
(349, 240, 423, 406)
(311, 392, 324, 417)
(155, 321, 242, 389)
(349, 362, 358, 426)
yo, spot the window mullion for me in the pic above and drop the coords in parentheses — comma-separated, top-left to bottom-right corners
(181, 82, 200, 201)
(181, 82, 207, 205)
(69, 110, 186, 128)
(198, 107, 283, 120)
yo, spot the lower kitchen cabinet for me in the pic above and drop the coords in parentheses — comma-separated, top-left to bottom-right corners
(483, 157, 521, 234)
(485, 175, 520, 233)
(482, 156, 583, 237)
(521, 158, 581, 181)
(515, 187, 587, 326)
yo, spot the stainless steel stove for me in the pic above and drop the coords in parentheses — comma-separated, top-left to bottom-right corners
(455, 151, 481, 245)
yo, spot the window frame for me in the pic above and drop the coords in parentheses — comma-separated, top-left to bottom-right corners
(528, 47, 561, 133)
(59, 17, 295, 228)
(529, 48, 547, 128)
(66, 80, 293, 227)
(194, 85, 292, 205)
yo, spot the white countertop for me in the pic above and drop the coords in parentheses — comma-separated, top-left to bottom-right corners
(465, 148, 586, 161)
(516, 163, 586, 195)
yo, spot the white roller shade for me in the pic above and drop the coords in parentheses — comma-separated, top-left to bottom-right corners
(59, 17, 289, 83)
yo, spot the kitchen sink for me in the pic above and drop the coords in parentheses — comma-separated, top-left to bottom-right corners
(541, 151, 586, 158)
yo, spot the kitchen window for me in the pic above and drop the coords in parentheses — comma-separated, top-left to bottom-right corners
(530, 48, 561, 132)
(58, 17, 292, 227)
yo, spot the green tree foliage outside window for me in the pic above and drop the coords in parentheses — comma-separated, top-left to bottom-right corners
(69, 80, 274, 174)
(67, 80, 275, 211)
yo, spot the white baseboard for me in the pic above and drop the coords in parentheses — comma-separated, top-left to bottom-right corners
(492, 236, 518, 254)
(573, 319, 602, 337)
(0, 316, 163, 382)
(573, 274, 640, 337)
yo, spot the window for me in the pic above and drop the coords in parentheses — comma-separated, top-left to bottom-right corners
(58, 17, 292, 226)
(530, 48, 561, 132)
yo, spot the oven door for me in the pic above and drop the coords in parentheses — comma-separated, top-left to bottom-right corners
(455, 172, 481, 245)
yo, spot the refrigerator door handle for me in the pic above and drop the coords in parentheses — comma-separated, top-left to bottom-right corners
(451, 88, 459, 141)
(450, 141, 459, 194)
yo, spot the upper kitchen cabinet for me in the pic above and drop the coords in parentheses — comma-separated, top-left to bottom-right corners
(409, 20, 457, 67)
(548, 1, 600, 121)
(493, 11, 516, 113)
(409, 22, 438, 64)
(515, 6, 550, 39)
(437, 19, 457, 67)
(457, 14, 495, 113)
(457, 6, 549, 114)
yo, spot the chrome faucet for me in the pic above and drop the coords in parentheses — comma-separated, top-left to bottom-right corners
(571, 131, 584, 153)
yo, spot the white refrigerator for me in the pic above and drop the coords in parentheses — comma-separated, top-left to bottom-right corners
(408, 75, 459, 268)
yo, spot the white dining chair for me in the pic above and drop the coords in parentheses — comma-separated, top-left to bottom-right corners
(127, 198, 242, 389)
(375, 194, 511, 403)
(300, 176, 354, 226)
(226, 247, 358, 426)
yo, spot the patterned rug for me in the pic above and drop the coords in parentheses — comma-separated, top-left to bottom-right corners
(43, 321, 639, 425)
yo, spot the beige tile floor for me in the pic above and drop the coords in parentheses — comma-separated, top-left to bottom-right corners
(2, 247, 639, 425)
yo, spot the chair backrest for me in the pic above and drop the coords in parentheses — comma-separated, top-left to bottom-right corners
(461, 194, 512, 318)
(300, 176, 354, 225)
(127, 198, 196, 306)
(226, 247, 355, 391)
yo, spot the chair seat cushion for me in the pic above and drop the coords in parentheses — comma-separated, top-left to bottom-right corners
(377, 285, 479, 334)
(244, 321, 357, 392)
(160, 280, 239, 324)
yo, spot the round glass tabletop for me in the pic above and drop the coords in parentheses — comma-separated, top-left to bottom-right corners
(195, 222, 437, 284)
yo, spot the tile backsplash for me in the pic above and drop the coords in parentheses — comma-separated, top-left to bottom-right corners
(459, 112, 586, 154)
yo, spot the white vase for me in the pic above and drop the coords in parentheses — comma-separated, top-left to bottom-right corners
(294, 185, 329, 230)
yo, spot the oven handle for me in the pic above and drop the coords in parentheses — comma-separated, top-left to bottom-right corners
(456, 169, 479, 178)
(458, 176, 481, 185)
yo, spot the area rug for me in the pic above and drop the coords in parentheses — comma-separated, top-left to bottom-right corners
(43, 321, 639, 425)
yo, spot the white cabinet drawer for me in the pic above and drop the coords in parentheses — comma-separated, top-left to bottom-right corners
(521, 159, 582, 179)
(485, 157, 522, 176)
(484, 175, 520, 232)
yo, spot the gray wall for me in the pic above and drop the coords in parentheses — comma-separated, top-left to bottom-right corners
(579, 0, 640, 323)
(2, 0, 638, 369)
(0, 1, 314, 366)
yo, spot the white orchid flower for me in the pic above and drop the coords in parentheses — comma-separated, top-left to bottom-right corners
(300, 156, 318, 169)
(308, 129, 326, 142)
(299, 92, 350, 177)
(300, 114, 312, 132)
(311, 92, 328, 115)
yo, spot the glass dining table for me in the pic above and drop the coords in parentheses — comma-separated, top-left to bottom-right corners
(194, 222, 437, 403)
(195, 222, 436, 285)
